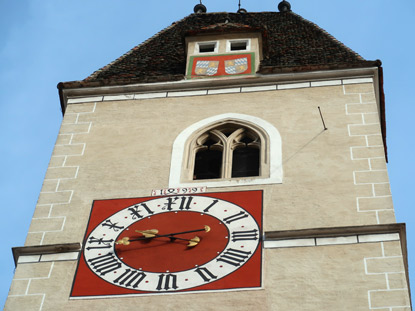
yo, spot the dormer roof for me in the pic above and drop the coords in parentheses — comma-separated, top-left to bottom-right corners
(59, 11, 378, 89)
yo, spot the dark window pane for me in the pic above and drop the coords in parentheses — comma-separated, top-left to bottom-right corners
(194, 149, 222, 180)
(232, 147, 259, 177)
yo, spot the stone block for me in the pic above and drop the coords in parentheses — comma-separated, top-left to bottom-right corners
(355, 170, 389, 184)
(40, 180, 59, 192)
(383, 241, 403, 257)
(349, 123, 381, 136)
(355, 184, 374, 197)
(40, 252, 79, 262)
(346, 103, 378, 114)
(343, 77, 373, 85)
(44, 167, 78, 180)
(352, 159, 371, 171)
(32, 205, 51, 218)
(61, 113, 78, 124)
(374, 183, 391, 196)
(310, 80, 342, 87)
(278, 82, 310, 90)
(242, 85, 276, 92)
(37, 191, 72, 205)
(378, 210, 397, 224)
(370, 158, 387, 170)
(25, 233, 43, 246)
(358, 233, 399, 243)
(55, 134, 72, 145)
(60, 123, 90, 134)
(316, 235, 357, 246)
(48, 156, 65, 167)
(370, 289, 410, 308)
(4, 295, 44, 311)
(352, 146, 385, 159)
(134, 92, 167, 99)
(14, 262, 52, 279)
(65, 102, 96, 113)
(8, 279, 29, 295)
(67, 96, 102, 104)
(103, 94, 134, 101)
(366, 257, 405, 274)
(168, 90, 207, 97)
(52, 144, 84, 156)
(358, 196, 393, 211)
(363, 113, 380, 124)
(264, 238, 315, 248)
(18, 255, 41, 264)
(361, 93, 377, 103)
(28, 217, 64, 233)
(388, 273, 407, 289)
(208, 87, 241, 95)
(343, 82, 374, 94)
(367, 134, 384, 147)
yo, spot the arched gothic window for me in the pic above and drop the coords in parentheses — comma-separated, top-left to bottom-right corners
(193, 125, 261, 180)
(169, 113, 282, 188)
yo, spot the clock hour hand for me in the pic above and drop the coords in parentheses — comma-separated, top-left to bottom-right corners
(116, 235, 201, 247)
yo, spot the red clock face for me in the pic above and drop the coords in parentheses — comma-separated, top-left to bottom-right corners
(115, 211, 229, 273)
(71, 190, 262, 298)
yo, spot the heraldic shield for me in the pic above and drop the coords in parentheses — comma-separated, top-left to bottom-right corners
(225, 57, 248, 74)
(195, 60, 219, 76)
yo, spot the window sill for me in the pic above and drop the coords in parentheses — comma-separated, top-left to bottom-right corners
(171, 175, 282, 188)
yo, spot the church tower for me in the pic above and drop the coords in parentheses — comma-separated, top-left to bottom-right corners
(6, 2, 412, 310)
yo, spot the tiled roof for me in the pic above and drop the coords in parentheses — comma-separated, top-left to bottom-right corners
(60, 11, 376, 88)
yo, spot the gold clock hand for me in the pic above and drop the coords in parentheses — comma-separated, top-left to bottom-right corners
(115, 226, 210, 246)
(116, 235, 201, 247)
(138, 225, 210, 238)
(135, 229, 159, 238)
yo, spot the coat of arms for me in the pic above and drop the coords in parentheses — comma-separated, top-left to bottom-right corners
(195, 60, 219, 76)
(225, 57, 248, 74)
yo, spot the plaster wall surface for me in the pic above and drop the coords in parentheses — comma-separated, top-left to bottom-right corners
(6, 242, 410, 310)
(7, 81, 403, 310)
(26, 82, 391, 247)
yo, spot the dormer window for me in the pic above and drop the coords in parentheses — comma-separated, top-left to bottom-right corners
(227, 39, 250, 52)
(196, 42, 218, 54)
(186, 34, 261, 79)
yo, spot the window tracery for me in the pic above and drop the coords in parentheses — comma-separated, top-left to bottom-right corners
(168, 113, 282, 188)
(193, 125, 261, 180)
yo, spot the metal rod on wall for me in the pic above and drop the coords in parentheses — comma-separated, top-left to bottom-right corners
(318, 106, 328, 130)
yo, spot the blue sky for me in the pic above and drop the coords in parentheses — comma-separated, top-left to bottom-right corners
(1, 0, 414, 308)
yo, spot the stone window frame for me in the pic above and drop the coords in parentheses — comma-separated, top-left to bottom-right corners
(226, 39, 251, 52)
(169, 113, 283, 188)
(195, 41, 219, 54)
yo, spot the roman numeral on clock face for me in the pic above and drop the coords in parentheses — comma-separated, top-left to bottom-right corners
(216, 248, 251, 267)
(194, 267, 217, 282)
(128, 203, 154, 220)
(163, 196, 193, 211)
(156, 273, 179, 291)
(113, 269, 146, 288)
(203, 199, 219, 213)
(87, 252, 122, 276)
(231, 229, 259, 242)
(86, 236, 114, 250)
(223, 211, 248, 224)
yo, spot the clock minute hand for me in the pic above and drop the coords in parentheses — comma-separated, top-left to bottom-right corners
(149, 225, 211, 238)
(115, 226, 210, 247)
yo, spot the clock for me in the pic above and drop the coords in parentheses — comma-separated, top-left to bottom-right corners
(71, 190, 262, 298)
